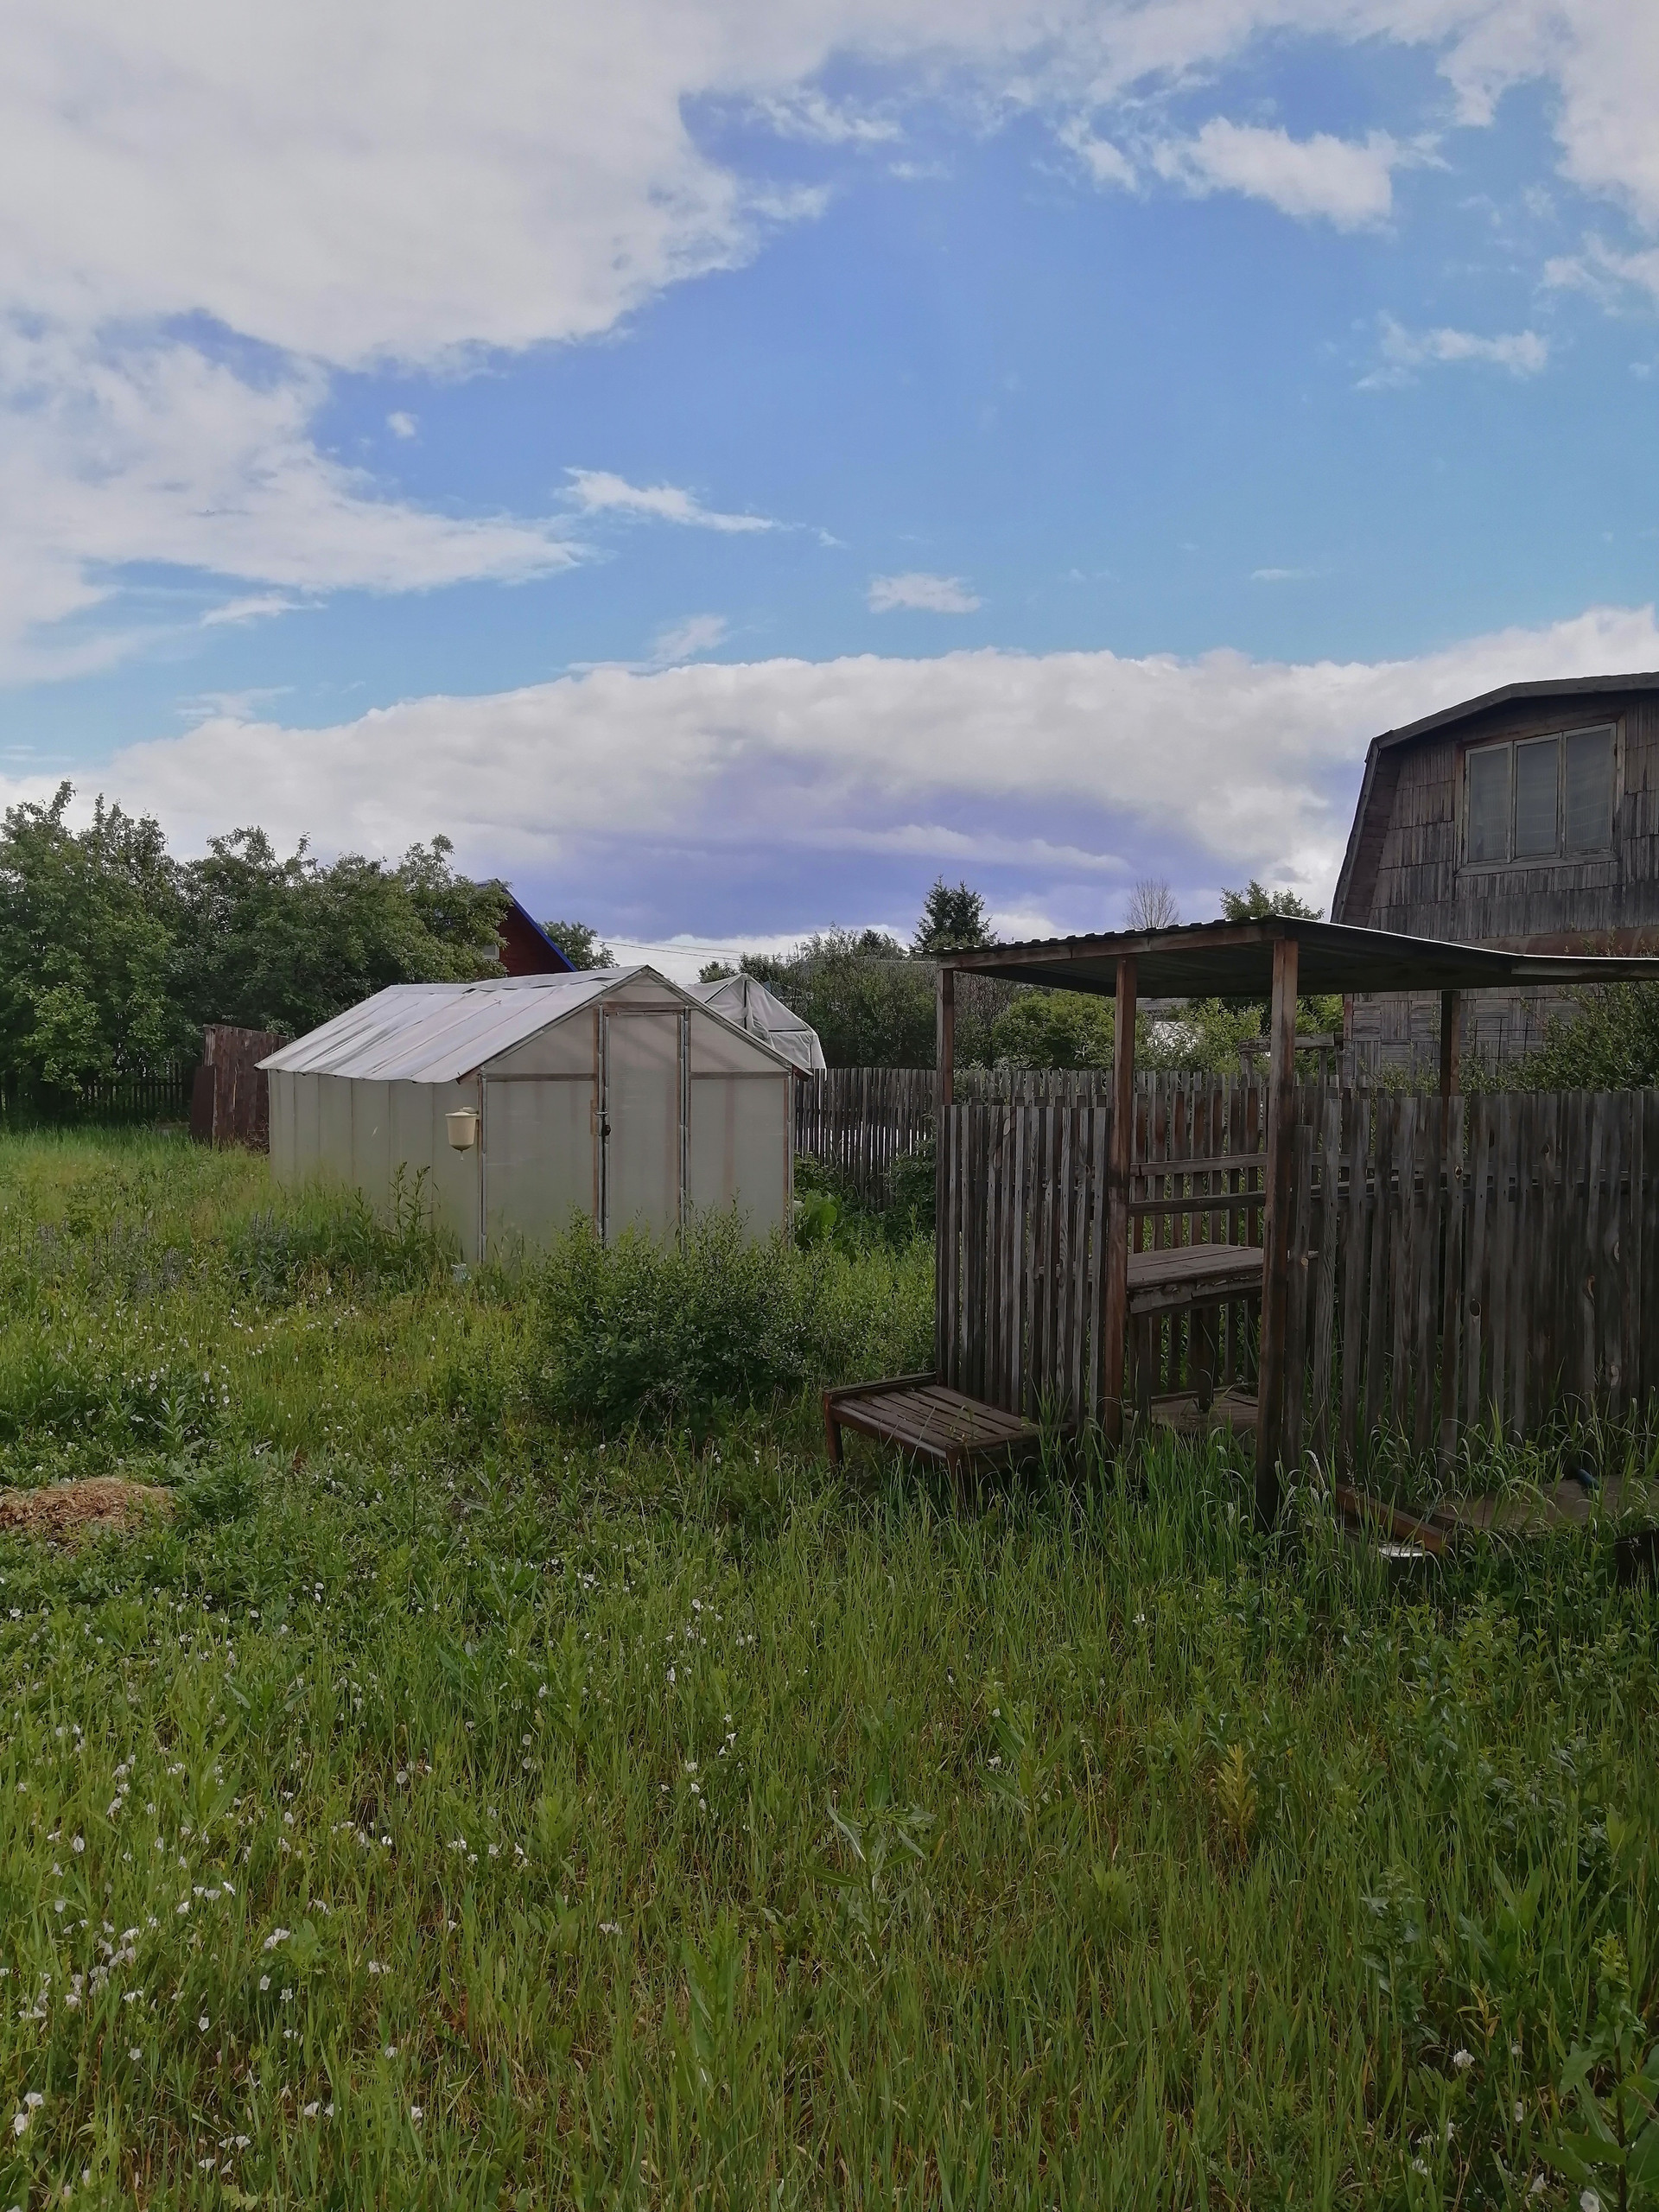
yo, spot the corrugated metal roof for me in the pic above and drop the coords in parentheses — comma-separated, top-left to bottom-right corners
(260, 966, 793, 1084)
(263, 968, 627, 1082)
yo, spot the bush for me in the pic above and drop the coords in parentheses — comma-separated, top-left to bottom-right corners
(530, 1210, 932, 1435)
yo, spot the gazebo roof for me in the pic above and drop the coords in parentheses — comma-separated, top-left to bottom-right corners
(943, 916, 1659, 1000)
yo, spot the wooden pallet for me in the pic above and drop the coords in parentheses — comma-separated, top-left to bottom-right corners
(823, 1375, 1053, 1482)
(1145, 1388, 1259, 1439)
(1333, 1474, 1659, 1558)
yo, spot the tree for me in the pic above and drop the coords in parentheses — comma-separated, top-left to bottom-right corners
(177, 831, 508, 1037)
(989, 989, 1115, 1070)
(698, 960, 737, 982)
(913, 879, 993, 955)
(1125, 877, 1180, 931)
(0, 785, 189, 1093)
(542, 918, 613, 969)
(1219, 880, 1322, 921)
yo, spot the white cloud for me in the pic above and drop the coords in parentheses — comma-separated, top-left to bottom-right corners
(1148, 121, 1406, 229)
(563, 468, 776, 533)
(868, 571, 982, 613)
(386, 411, 417, 439)
(0, 3, 1655, 376)
(650, 613, 730, 664)
(0, 322, 581, 681)
(1361, 310, 1550, 385)
(1545, 232, 1659, 307)
(1251, 566, 1314, 582)
(1058, 118, 1136, 190)
(200, 594, 301, 628)
(14, 602, 1654, 919)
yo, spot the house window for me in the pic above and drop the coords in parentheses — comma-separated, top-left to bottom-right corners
(1463, 725, 1616, 866)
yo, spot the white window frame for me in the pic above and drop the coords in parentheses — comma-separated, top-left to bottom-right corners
(1459, 722, 1618, 871)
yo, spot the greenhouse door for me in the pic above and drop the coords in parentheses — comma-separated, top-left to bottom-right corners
(600, 1007, 689, 1241)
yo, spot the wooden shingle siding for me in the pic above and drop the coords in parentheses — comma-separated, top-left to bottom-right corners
(1339, 683, 1659, 1075)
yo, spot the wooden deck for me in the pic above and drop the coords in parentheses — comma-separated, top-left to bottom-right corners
(823, 1375, 1052, 1478)
(1127, 1240, 1263, 1316)
(1334, 1475, 1659, 1558)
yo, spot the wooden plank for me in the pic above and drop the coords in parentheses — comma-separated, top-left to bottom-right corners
(1255, 936, 1301, 1516)
(1363, 1096, 1393, 1457)
(1101, 957, 1137, 1446)
(1642, 1093, 1659, 1408)
(1338, 1090, 1367, 1474)
(1437, 1093, 1465, 1472)
(1311, 1090, 1341, 1467)
(1508, 1094, 1533, 1439)
(1086, 1107, 1109, 1423)
(1387, 1097, 1415, 1436)
(1411, 1090, 1440, 1459)
(1282, 1108, 1314, 1468)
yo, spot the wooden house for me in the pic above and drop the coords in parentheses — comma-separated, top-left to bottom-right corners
(1332, 673, 1659, 1074)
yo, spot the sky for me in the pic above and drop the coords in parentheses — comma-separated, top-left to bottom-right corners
(2, 0, 1659, 976)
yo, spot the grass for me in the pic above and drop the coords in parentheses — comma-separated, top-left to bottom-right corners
(0, 1128, 1657, 2208)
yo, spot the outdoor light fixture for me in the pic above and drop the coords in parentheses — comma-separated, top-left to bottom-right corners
(446, 1109, 479, 1151)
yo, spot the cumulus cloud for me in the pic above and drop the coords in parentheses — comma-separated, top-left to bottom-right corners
(11, 602, 1652, 921)
(868, 571, 981, 613)
(0, 321, 580, 681)
(564, 469, 776, 532)
(1361, 310, 1550, 385)
(0, 0, 1655, 677)
(1148, 121, 1406, 228)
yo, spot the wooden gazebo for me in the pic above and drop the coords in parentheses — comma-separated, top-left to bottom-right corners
(823, 917, 1659, 1521)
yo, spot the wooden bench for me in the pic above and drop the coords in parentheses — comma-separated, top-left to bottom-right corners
(823, 1375, 1053, 1485)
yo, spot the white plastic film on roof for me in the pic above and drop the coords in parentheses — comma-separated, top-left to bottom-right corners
(687, 973, 825, 1076)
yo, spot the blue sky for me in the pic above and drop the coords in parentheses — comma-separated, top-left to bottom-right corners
(3, 1, 1658, 969)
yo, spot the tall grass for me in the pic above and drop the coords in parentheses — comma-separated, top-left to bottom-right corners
(0, 1128, 1656, 2207)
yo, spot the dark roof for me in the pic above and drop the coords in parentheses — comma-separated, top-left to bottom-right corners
(946, 916, 1659, 1000)
(498, 898, 575, 976)
(1367, 671, 1659, 759)
(1332, 671, 1659, 924)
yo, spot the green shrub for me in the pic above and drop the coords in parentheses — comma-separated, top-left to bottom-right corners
(531, 1211, 931, 1434)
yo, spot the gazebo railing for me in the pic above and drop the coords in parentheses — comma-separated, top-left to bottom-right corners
(938, 1081, 1659, 1465)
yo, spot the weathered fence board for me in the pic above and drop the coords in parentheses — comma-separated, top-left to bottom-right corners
(938, 1078, 1659, 1464)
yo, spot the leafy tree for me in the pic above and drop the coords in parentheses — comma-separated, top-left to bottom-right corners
(177, 831, 507, 1037)
(542, 918, 613, 970)
(0, 785, 189, 1093)
(1510, 983, 1659, 1090)
(913, 879, 994, 955)
(750, 931, 935, 1067)
(989, 989, 1115, 1070)
(698, 960, 737, 982)
(1219, 880, 1322, 921)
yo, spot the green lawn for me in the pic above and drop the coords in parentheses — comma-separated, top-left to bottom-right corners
(0, 1128, 1656, 2208)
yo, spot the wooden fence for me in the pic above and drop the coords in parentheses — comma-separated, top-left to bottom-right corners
(938, 1080, 1659, 1465)
(797, 1065, 1168, 1205)
(0, 1065, 192, 1126)
(795, 1068, 934, 1203)
(190, 1026, 284, 1149)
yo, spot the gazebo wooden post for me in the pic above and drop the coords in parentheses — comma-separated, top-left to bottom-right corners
(1102, 953, 1138, 1446)
(934, 962, 956, 1377)
(1254, 934, 1300, 1521)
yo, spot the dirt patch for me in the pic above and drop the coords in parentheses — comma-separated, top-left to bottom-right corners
(0, 1478, 175, 1544)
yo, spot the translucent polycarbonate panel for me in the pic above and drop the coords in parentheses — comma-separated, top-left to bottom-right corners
(484, 1017, 597, 1077)
(688, 1075, 791, 1231)
(1565, 725, 1615, 853)
(268, 1071, 294, 1182)
(688, 1006, 787, 1076)
(387, 1078, 478, 1261)
(1465, 744, 1511, 864)
(350, 1081, 392, 1205)
(603, 1012, 682, 1240)
(317, 1074, 353, 1184)
(1513, 738, 1560, 859)
(483, 1077, 597, 1257)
